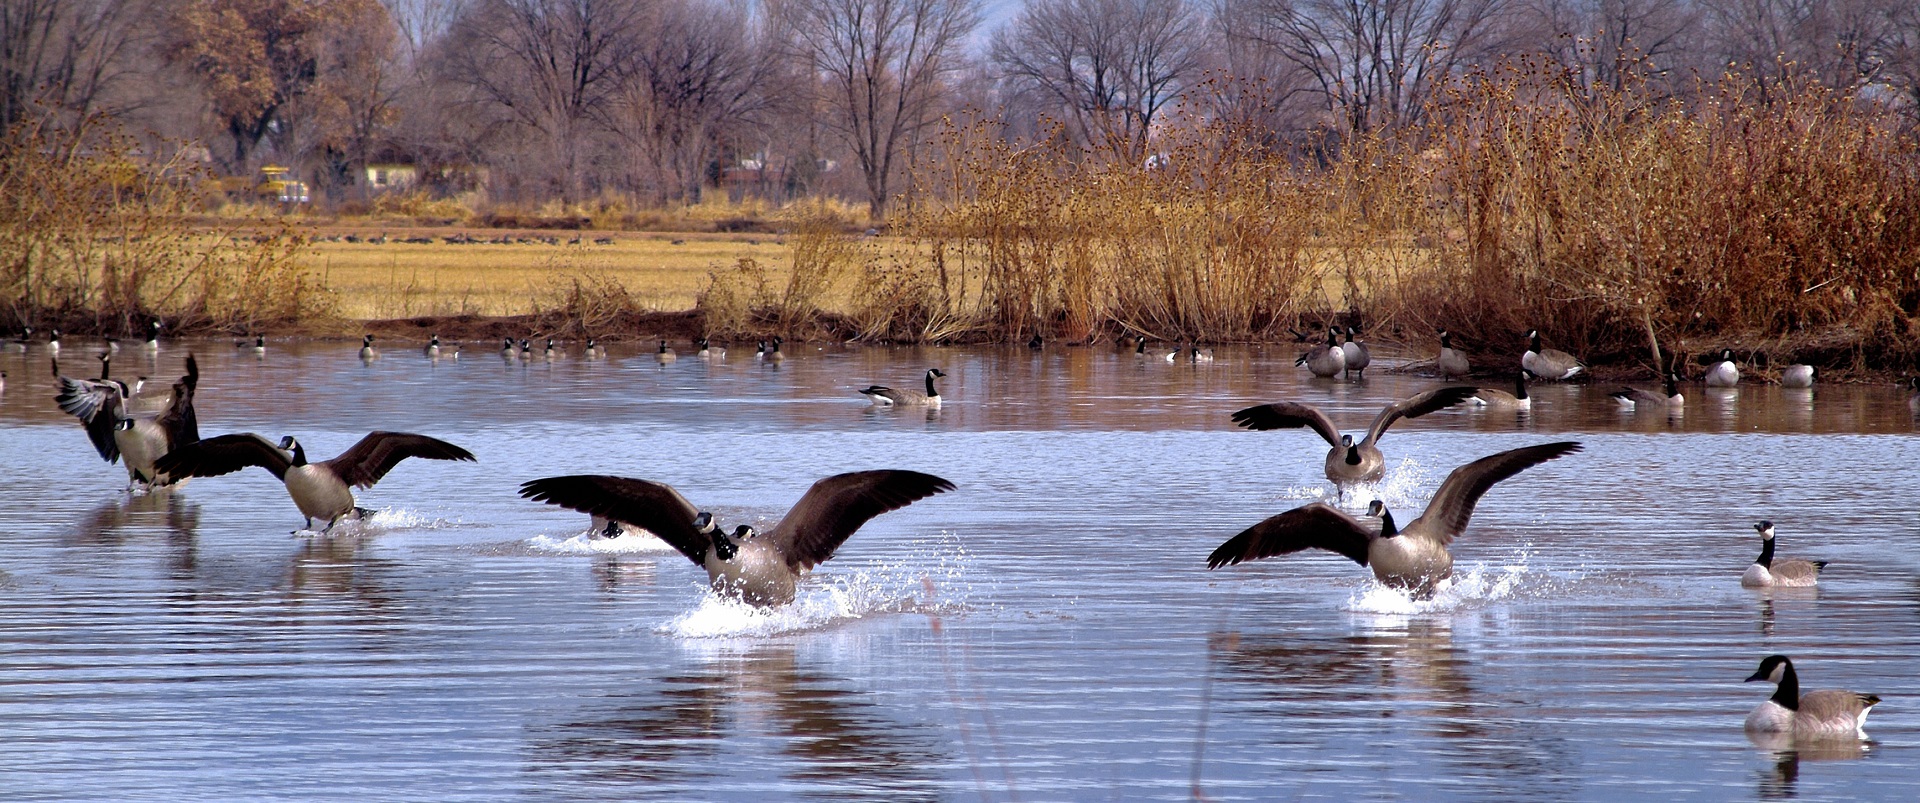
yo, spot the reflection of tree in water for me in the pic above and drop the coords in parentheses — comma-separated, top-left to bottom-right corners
(74, 491, 201, 577)
(526, 645, 945, 799)
(1206, 623, 1575, 796)
(1749, 730, 1870, 800)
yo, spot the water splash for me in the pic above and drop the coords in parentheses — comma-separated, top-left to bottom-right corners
(1275, 458, 1436, 512)
(659, 533, 971, 639)
(290, 507, 453, 535)
(1340, 545, 1584, 616)
(527, 528, 678, 555)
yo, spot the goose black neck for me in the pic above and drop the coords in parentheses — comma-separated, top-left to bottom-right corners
(711, 528, 738, 561)
(1378, 509, 1399, 538)
(1755, 536, 1775, 568)
(925, 371, 939, 397)
(1514, 373, 1529, 399)
(288, 442, 308, 466)
(1772, 661, 1799, 710)
(1344, 443, 1362, 465)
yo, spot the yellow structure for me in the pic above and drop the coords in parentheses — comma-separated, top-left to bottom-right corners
(257, 165, 309, 204)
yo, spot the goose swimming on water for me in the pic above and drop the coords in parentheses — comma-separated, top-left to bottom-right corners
(1207, 441, 1583, 597)
(1703, 349, 1740, 387)
(1610, 373, 1685, 410)
(1744, 655, 1878, 740)
(1470, 371, 1531, 410)
(1231, 385, 1480, 493)
(154, 431, 476, 532)
(1741, 520, 1826, 588)
(860, 368, 946, 407)
(518, 470, 954, 606)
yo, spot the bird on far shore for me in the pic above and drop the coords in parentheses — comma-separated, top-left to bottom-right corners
(1297, 328, 1346, 378)
(1341, 327, 1370, 378)
(1522, 329, 1583, 381)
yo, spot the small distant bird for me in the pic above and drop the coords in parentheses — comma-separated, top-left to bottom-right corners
(584, 338, 602, 360)
(860, 368, 945, 407)
(47, 329, 62, 355)
(358, 334, 378, 361)
(518, 470, 955, 607)
(1437, 329, 1470, 379)
(1741, 521, 1826, 588)
(518, 339, 533, 361)
(1744, 655, 1879, 740)
(144, 320, 163, 352)
(1232, 386, 1480, 492)
(695, 338, 721, 359)
(1610, 373, 1685, 410)
(1781, 364, 1814, 388)
(1296, 328, 1346, 378)
(1341, 327, 1370, 378)
(1134, 338, 1148, 358)
(544, 338, 558, 361)
(9, 326, 32, 351)
(1704, 349, 1740, 387)
(654, 340, 676, 364)
(1908, 377, 1920, 414)
(251, 334, 266, 354)
(1207, 442, 1583, 597)
(1471, 370, 1532, 410)
(1028, 333, 1044, 350)
(425, 334, 441, 359)
(766, 336, 785, 365)
(1187, 344, 1215, 363)
(155, 431, 476, 532)
(501, 338, 516, 357)
(1522, 329, 1584, 381)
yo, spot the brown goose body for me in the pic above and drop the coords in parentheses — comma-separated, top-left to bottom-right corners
(155, 431, 475, 531)
(1741, 521, 1826, 588)
(1232, 386, 1480, 491)
(1744, 655, 1878, 739)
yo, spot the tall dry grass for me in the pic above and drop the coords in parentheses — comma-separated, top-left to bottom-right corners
(1, 119, 335, 335)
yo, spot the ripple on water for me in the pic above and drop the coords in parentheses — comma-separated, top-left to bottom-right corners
(657, 533, 972, 639)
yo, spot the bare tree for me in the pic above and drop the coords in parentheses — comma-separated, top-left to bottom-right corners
(991, 0, 1209, 160)
(1514, 0, 1701, 94)
(1, 0, 152, 133)
(1235, 0, 1512, 136)
(771, 0, 982, 221)
(443, 0, 650, 201)
(607, 0, 773, 204)
(1700, 0, 1903, 97)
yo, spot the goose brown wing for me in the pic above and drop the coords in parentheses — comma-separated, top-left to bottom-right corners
(153, 433, 293, 480)
(320, 431, 476, 488)
(1363, 385, 1478, 444)
(157, 353, 200, 445)
(518, 475, 709, 565)
(1207, 502, 1375, 569)
(53, 361, 126, 462)
(1229, 402, 1342, 447)
(767, 470, 956, 572)
(1412, 441, 1583, 545)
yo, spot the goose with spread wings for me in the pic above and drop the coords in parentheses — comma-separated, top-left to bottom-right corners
(1207, 441, 1582, 597)
(519, 470, 955, 606)
(154, 432, 476, 531)
(1230, 386, 1480, 492)
(55, 352, 200, 489)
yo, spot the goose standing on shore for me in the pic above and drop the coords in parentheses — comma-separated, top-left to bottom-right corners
(1704, 349, 1740, 387)
(155, 431, 476, 532)
(1744, 655, 1879, 740)
(1208, 442, 1583, 597)
(1341, 327, 1370, 378)
(860, 368, 946, 407)
(1296, 328, 1346, 378)
(1522, 329, 1584, 381)
(519, 470, 955, 607)
(1231, 386, 1480, 493)
(1437, 329, 1470, 379)
(1741, 521, 1826, 588)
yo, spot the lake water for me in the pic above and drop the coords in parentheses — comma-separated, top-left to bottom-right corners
(1, 338, 1917, 801)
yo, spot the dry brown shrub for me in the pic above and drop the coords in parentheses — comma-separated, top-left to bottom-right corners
(696, 257, 770, 337)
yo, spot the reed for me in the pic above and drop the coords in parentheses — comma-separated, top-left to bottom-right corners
(0, 119, 335, 336)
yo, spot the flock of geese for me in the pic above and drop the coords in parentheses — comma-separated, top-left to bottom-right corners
(15, 322, 1908, 747)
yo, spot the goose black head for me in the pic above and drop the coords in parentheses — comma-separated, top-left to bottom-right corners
(1746, 654, 1793, 685)
(1369, 500, 1399, 536)
(929, 368, 946, 378)
(1341, 434, 1361, 464)
(1754, 520, 1774, 537)
(693, 512, 716, 534)
(734, 525, 758, 540)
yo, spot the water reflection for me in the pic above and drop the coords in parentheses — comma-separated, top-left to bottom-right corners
(1748, 731, 1871, 799)
(73, 491, 201, 578)
(526, 644, 944, 799)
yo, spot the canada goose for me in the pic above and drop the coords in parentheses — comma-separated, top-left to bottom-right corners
(358, 334, 378, 361)
(1909, 377, 1920, 414)
(1341, 327, 1370, 378)
(518, 470, 955, 606)
(518, 339, 533, 361)
(9, 326, 31, 351)
(1208, 441, 1583, 597)
(1781, 364, 1814, 388)
(1471, 371, 1531, 410)
(860, 368, 945, 407)
(501, 337, 516, 358)
(144, 320, 163, 352)
(54, 353, 200, 489)
(1231, 385, 1480, 491)
(1134, 337, 1148, 357)
(584, 338, 602, 359)
(251, 334, 266, 354)
(1744, 655, 1879, 739)
(47, 329, 62, 355)
(1610, 373, 1685, 409)
(1188, 344, 1215, 363)
(1437, 330, 1470, 379)
(1522, 330, 1583, 381)
(1296, 328, 1347, 378)
(1027, 333, 1044, 349)
(154, 431, 476, 532)
(655, 340, 676, 364)
(695, 337, 719, 359)
(1, 370, 6, 394)
(543, 338, 560, 360)
(1742, 521, 1826, 588)
(767, 336, 785, 365)
(425, 334, 441, 358)
(1704, 349, 1740, 387)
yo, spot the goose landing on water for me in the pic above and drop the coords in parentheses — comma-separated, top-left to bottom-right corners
(155, 432, 476, 532)
(519, 470, 954, 607)
(55, 353, 200, 490)
(1741, 521, 1826, 588)
(1231, 386, 1480, 494)
(1207, 442, 1582, 598)
(1745, 655, 1879, 740)
(860, 368, 945, 407)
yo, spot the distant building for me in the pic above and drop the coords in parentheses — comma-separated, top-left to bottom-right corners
(364, 163, 419, 191)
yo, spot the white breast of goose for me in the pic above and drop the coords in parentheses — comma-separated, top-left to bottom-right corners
(704, 539, 798, 606)
(284, 465, 355, 521)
